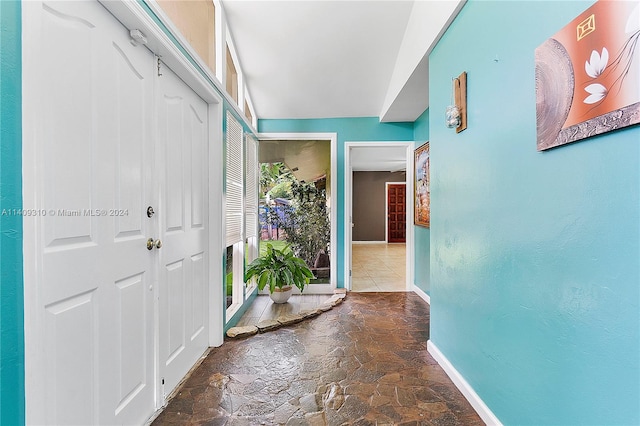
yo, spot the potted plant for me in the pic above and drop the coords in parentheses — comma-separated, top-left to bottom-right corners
(245, 243, 314, 304)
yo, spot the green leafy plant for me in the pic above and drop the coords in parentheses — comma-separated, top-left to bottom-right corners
(280, 181, 330, 268)
(245, 243, 314, 293)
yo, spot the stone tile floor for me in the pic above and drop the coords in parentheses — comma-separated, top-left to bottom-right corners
(151, 293, 484, 425)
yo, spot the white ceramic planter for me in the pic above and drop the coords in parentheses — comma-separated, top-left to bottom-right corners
(270, 286, 293, 304)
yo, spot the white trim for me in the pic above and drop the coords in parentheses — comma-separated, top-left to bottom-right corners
(384, 181, 406, 243)
(344, 142, 415, 293)
(228, 241, 245, 317)
(352, 241, 387, 244)
(225, 27, 244, 109)
(344, 146, 353, 290)
(412, 285, 430, 305)
(244, 91, 257, 128)
(225, 300, 242, 322)
(257, 132, 338, 294)
(385, 182, 388, 243)
(208, 101, 224, 347)
(427, 341, 503, 426)
(212, 0, 224, 83)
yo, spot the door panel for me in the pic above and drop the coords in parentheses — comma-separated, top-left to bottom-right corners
(114, 272, 147, 413)
(26, 1, 156, 424)
(387, 184, 406, 243)
(190, 107, 207, 229)
(98, 8, 156, 424)
(157, 65, 209, 402)
(41, 1, 94, 251)
(163, 96, 186, 232)
(44, 291, 97, 425)
(191, 253, 206, 337)
(113, 41, 147, 239)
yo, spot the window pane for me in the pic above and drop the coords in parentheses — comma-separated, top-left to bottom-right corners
(226, 245, 233, 309)
(226, 45, 238, 103)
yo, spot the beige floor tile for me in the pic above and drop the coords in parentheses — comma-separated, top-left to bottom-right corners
(369, 269, 402, 279)
(373, 279, 406, 291)
(351, 268, 370, 278)
(351, 243, 406, 292)
(351, 277, 379, 292)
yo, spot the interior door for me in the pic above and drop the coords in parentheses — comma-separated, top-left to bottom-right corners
(24, 1, 156, 424)
(387, 183, 407, 243)
(24, 0, 210, 423)
(156, 64, 210, 402)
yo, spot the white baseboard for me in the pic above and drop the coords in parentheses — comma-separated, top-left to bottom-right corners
(412, 285, 430, 304)
(352, 241, 387, 244)
(427, 341, 503, 426)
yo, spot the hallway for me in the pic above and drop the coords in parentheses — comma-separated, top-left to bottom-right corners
(351, 244, 406, 292)
(151, 293, 482, 425)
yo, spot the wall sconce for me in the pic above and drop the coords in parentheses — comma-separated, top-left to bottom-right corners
(445, 72, 467, 133)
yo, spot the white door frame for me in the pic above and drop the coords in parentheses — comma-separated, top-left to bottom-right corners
(257, 132, 338, 293)
(385, 182, 407, 243)
(344, 142, 415, 291)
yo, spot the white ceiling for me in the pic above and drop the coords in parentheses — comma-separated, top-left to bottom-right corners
(350, 145, 408, 171)
(221, 0, 426, 121)
(223, 0, 463, 173)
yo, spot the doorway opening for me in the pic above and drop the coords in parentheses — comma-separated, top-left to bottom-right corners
(344, 142, 414, 292)
(257, 133, 338, 293)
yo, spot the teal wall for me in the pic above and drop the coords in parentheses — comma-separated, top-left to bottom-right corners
(258, 118, 414, 287)
(413, 108, 430, 296)
(429, 1, 639, 425)
(0, 1, 25, 425)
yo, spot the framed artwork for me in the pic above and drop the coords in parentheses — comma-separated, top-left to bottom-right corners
(535, 0, 640, 151)
(414, 142, 430, 228)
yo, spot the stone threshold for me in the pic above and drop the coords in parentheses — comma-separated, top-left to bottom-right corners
(226, 289, 347, 339)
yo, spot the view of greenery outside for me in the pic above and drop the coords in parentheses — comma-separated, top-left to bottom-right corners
(259, 239, 289, 256)
(259, 162, 331, 283)
(280, 181, 330, 268)
(225, 245, 233, 308)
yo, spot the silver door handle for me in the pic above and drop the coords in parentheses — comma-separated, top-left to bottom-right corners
(146, 238, 162, 250)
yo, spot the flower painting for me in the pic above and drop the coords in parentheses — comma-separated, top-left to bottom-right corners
(535, 0, 640, 150)
(414, 142, 430, 228)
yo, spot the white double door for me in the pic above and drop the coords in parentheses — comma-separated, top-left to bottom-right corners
(24, 1, 210, 424)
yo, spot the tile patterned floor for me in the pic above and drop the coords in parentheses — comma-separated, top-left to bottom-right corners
(351, 244, 406, 292)
(151, 293, 483, 425)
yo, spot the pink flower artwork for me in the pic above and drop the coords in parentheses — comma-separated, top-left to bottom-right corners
(535, 0, 640, 151)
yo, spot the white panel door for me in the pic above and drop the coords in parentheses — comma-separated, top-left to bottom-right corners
(156, 64, 210, 402)
(23, 1, 157, 425)
(24, 0, 209, 423)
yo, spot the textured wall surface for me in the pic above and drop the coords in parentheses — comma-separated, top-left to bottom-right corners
(429, 1, 639, 424)
(0, 1, 25, 424)
(353, 171, 405, 241)
(259, 117, 414, 287)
